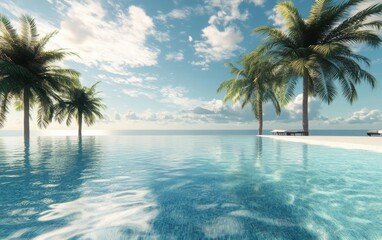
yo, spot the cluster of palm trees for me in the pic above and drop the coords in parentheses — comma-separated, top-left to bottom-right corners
(0, 14, 106, 143)
(219, 0, 382, 135)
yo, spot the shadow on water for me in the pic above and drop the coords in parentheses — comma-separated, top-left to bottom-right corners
(0, 136, 101, 239)
(149, 136, 315, 239)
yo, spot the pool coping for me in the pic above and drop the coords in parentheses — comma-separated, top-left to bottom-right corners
(260, 135, 382, 153)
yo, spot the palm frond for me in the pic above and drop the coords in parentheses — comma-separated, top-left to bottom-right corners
(35, 31, 58, 51)
(0, 14, 17, 42)
(0, 93, 11, 127)
(324, 2, 382, 42)
(306, 0, 333, 25)
(20, 15, 38, 47)
(276, 1, 305, 38)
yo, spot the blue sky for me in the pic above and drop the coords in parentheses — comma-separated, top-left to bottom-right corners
(1, 0, 381, 131)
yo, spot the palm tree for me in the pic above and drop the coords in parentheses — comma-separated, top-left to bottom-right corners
(217, 54, 283, 135)
(55, 82, 106, 137)
(254, 0, 382, 134)
(0, 14, 80, 143)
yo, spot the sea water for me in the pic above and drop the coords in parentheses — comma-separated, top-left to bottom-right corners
(0, 135, 381, 239)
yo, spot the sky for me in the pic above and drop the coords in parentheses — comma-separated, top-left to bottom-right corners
(0, 0, 381, 131)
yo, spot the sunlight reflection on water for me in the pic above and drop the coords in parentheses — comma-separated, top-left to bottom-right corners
(1, 135, 382, 239)
(36, 188, 158, 239)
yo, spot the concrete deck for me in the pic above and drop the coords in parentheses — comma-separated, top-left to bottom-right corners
(261, 135, 382, 153)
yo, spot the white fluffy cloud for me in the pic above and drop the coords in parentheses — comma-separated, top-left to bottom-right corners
(194, 25, 243, 63)
(345, 108, 382, 124)
(165, 51, 184, 62)
(192, 0, 262, 69)
(205, 0, 249, 26)
(49, 1, 162, 74)
(192, 25, 243, 70)
(324, 108, 382, 125)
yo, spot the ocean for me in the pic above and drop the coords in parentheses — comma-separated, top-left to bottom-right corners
(0, 129, 373, 137)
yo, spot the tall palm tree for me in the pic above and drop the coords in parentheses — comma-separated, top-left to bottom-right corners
(0, 14, 80, 143)
(217, 54, 284, 135)
(55, 82, 106, 137)
(254, 0, 382, 134)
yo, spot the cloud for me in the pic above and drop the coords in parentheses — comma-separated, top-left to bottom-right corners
(105, 92, 328, 127)
(115, 105, 252, 125)
(101, 73, 158, 89)
(284, 94, 322, 120)
(160, 86, 203, 109)
(188, 35, 193, 42)
(135, 110, 175, 122)
(262, 94, 324, 122)
(324, 117, 345, 125)
(205, 0, 249, 26)
(249, 0, 266, 6)
(345, 108, 382, 124)
(191, 107, 215, 115)
(48, 1, 163, 74)
(122, 89, 155, 99)
(192, 0, 248, 69)
(154, 31, 171, 42)
(0, 2, 29, 18)
(111, 76, 143, 84)
(125, 111, 139, 120)
(156, 5, 205, 22)
(165, 51, 184, 62)
(193, 25, 243, 68)
(157, 8, 192, 22)
(0, 2, 58, 36)
(323, 108, 382, 125)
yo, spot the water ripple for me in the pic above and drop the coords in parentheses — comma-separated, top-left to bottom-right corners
(36, 189, 158, 239)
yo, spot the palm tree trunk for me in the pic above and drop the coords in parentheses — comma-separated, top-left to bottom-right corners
(23, 88, 30, 144)
(257, 96, 263, 135)
(78, 112, 82, 137)
(302, 75, 309, 135)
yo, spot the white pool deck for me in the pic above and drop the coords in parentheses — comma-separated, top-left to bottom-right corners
(261, 135, 382, 153)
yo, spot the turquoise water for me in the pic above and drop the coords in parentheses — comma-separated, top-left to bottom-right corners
(1, 136, 381, 239)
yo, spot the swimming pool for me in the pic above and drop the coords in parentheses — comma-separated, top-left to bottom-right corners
(0, 135, 381, 239)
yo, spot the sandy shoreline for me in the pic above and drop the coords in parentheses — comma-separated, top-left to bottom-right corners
(261, 135, 382, 153)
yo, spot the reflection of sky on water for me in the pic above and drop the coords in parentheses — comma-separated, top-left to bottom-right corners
(1, 135, 382, 239)
(36, 188, 158, 239)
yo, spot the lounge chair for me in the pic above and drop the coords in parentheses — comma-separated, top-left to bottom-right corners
(367, 130, 382, 136)
(271, 129, 308, 136)
(271, 129, 286, 135)
(284, 130, 309, 136)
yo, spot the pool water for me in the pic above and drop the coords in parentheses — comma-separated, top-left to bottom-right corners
(0, 135, 381, 239)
